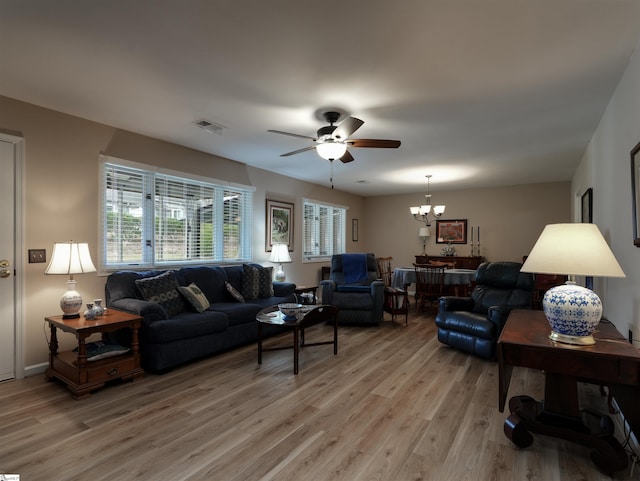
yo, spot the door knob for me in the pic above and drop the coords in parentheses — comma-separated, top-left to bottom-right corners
(0, 269, 10, 278)
(0, 259, 9, 268)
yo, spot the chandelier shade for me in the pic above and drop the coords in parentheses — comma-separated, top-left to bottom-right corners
(410, 175, 445, 226)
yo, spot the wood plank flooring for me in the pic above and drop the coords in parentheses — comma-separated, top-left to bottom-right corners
(1, 310, 638, 480)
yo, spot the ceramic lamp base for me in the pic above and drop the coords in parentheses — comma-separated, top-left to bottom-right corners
(542, 282, 602, 346)
(274, 264, 286, 282)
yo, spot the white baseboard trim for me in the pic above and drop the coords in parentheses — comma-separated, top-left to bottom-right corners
(24, 362, 48, 378)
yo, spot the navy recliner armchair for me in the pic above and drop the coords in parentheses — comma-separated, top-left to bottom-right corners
(320, 253, 384, 325)
(435, 261, 534, 359)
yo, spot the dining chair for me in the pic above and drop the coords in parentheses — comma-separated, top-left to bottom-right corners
(413, 263, 445, 311)
(376, 256, 409, 325)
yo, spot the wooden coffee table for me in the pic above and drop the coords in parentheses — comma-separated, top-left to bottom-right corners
(256, 304, 338, 374)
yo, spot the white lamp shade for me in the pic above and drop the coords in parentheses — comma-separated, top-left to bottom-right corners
(433, 205, 446, 215)
(521, 223, 625, 278)
(45, 242, 96, 275)
(269, 243, 291, 263)
(419, 227, 431, 238)
(409, 206, 420, 215)
(316, 142, 347, 160)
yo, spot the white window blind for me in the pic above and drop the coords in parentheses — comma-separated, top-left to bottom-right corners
(101, 161, 252, 270)
(303, 199, 346, 261)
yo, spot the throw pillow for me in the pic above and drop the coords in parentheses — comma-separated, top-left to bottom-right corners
(225, 281, 245, 303)
(178, 283, 210, 312)
(135, 271, 186, 317)
(242, 264, 274, 301)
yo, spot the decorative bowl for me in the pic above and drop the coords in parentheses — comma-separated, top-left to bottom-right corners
(278, 303, 303, 320)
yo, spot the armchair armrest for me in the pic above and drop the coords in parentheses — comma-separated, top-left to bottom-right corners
(439, 296, 475, 312)
(320, 280, 336, 304)
(487, 305, 513, 332)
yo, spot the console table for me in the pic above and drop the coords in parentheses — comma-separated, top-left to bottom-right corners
(414, 255, 483, 269)
(498, 309, 640, 474)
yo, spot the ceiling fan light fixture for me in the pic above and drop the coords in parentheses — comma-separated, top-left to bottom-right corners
(316, 141, 347, 160)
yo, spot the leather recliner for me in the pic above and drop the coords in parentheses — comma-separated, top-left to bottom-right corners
(435, 261, 534, 359)
(320, 253, 384, 325)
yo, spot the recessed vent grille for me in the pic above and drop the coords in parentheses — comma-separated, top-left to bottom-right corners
(195, 119, 224, 135)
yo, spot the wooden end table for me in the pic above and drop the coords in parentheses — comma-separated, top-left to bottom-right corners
(294, 285, 318, 305)
(257, 304, 338, 374)
(498, 309, 640, 474)
(44, 308, 144, 399)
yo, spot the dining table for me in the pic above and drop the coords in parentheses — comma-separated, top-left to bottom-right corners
(392, 267, 477, 296)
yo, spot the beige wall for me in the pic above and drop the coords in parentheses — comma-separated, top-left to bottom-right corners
(362, 183, 571, 268)
(0, 94, 572, 372)
(571, 36, 640, 341)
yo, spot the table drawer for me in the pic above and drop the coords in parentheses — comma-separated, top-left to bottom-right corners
(86, 356, 136, 383)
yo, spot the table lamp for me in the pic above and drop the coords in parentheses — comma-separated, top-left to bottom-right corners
(269, 243, 291, 282)
(419, 227, 431, 255)
(521, 223, 625, 345)
(45, 241, 97, 318)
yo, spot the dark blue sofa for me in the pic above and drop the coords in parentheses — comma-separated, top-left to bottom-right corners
(105, 264, 296, 372)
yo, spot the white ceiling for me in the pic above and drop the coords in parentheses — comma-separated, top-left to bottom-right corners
(2, 1, 640, 196)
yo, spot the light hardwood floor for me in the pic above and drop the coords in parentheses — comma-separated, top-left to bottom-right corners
(1, 310, 638, 481)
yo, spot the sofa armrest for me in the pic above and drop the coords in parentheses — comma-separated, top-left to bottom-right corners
(439, 296, 475, 312)
(273, 281, 296, 297)
(108, 298, 168, 322)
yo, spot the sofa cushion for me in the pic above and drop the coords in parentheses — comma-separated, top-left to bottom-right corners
(143, 310, 228, 344)
(226, 282, 245, 302)
(242, 264, 274, 300)
(178, 283, 210, 312)
(177, 266, 228, 304)
(135, 271, 186, 317)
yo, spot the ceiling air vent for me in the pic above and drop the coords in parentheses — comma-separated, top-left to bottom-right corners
(195, 119, 224, 135)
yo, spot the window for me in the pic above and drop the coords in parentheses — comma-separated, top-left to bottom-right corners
(100, 158, 253, 270)
(302, 199, 346, 261)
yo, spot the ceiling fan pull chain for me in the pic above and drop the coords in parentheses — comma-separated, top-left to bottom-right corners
(330, 159, 334, 189)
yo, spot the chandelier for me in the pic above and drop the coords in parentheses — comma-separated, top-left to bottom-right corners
(409, 175, 445, 226)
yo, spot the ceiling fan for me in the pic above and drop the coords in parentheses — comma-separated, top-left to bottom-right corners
(268, 111, 401, 163)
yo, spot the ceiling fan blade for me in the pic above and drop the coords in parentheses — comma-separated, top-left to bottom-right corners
(268, 129, 316, 141)
(339, 150, 355, 163)
(348, 139, 401, 149)
(280, 146, 317, 157)
(331, 117, 364, 141)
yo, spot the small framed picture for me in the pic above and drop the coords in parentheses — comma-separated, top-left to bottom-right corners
(435, 219, 468, 244)
(352, 219, 359, 242)
(266, 199, 293, 251)
(581, 188, 593, 223)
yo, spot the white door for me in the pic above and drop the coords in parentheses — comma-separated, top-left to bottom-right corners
(0, 135, 21, 381)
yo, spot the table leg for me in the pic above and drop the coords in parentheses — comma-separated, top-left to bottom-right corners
(503, 375, 629, 474)
(293, 326, 299, 375)
(257, 321, 263, 365)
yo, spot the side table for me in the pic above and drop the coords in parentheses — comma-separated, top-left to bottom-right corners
(44, 308, 144, 399)
(294, 285, 318, 305)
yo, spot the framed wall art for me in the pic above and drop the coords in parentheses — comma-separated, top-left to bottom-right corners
(352, 219, 359, 242)
(266, 199, 293, 251)
(435, 219, 468, 244)
(581, 187, 593, 223)
(631, 140, 640, 247)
